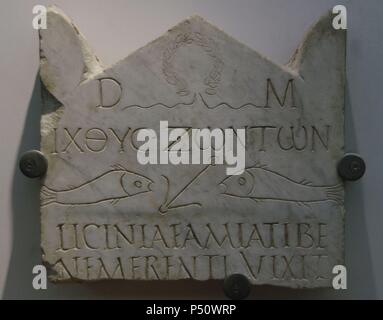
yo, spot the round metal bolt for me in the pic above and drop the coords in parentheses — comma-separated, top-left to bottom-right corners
(19, 150, 48, 178)
(337, 153, 366, 181)
(223, 274, 251, 300)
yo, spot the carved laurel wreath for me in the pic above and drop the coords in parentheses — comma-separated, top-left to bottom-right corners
(162, 32, 224, 96)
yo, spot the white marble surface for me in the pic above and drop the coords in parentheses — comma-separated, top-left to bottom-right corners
(39, 6, 345, 287)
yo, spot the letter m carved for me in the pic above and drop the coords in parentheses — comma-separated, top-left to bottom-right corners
(265, 79, 296, 109)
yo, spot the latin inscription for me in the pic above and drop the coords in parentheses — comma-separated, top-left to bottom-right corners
(52, 221, 330, 282)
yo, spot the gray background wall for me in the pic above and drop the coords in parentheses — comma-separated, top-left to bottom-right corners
(0, 0, 382, 299)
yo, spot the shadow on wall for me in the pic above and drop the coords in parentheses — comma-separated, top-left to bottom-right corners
(340, 80, 376, 299)
(2, 75, 375, 299)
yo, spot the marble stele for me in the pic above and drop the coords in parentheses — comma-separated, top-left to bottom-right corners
(39, 6, 345, 288)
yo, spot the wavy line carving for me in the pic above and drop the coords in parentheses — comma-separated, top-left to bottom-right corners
(199, 93, 264, 110)
(122, 93, 196, 110)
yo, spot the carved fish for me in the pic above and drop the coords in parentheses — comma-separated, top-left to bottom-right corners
(219, 164, 343, 207)
(41, 164, 153, 207)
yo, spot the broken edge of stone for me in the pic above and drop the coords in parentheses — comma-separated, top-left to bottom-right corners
(39, 6, 345, 104)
